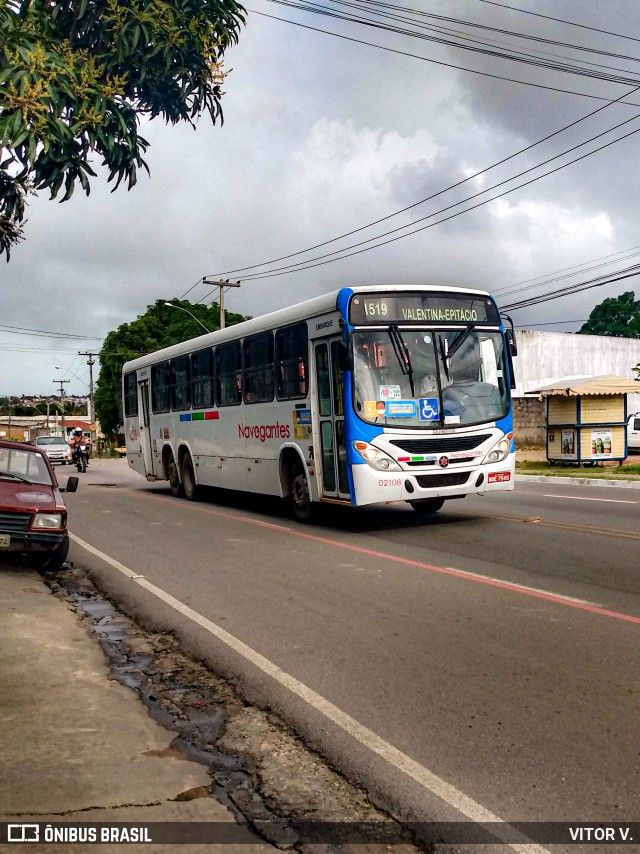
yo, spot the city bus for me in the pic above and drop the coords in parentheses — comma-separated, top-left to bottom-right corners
(122, 285, 517, 521)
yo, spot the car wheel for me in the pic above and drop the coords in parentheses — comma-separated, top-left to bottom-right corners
(32, 537, 70, 575)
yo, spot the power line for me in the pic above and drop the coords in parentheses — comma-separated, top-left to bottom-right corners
(518, 320, 588, 327)
(178, 276, 209, 300)
(206, 81, 640, 280)
(494, 246, 640, 301)
(264, 0, 640, 85)
(494, 244, 640, 296)
(248, 9, 640, 107)
(349, 0, 640, 65)
(469, 0, 640, 45)
(213, 116, 640, 282)
(502, 266, 640, 312)
(0, 324, 102, 340)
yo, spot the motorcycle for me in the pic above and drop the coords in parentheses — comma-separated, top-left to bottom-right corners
(74, 441, 90, 473)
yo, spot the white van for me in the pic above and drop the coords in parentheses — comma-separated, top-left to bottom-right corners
(628, 414, 640, 452)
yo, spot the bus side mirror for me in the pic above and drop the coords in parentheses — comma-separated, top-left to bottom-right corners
(505, 328, 517, 356)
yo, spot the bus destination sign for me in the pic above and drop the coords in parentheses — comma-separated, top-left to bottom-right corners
(349, 292, 500, 326)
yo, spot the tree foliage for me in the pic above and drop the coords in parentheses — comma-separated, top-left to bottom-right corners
(95, 298, 247, 436)
(578, 291, 640, 338)
(0, 0, 245, 258)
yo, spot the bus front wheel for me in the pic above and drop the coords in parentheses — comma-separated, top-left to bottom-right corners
(289, 468, 313, 523)
(410, 498, 444, 515)
(181, 454, 200, 501)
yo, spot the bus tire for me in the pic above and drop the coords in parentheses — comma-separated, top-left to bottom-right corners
(168, 457, 183, 498)
(181, 454, 200, 501)
(409, 498, 444, 515)
(289, 466, 313, 523)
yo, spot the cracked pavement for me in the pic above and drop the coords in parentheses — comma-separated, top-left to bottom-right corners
(0, 564, 422, 853)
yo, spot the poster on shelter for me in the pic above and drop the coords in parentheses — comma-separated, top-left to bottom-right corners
(561, 430, 575, 455)
(591, 429, 612, 458)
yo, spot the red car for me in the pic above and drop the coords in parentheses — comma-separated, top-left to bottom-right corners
(0, 439, 78, 574)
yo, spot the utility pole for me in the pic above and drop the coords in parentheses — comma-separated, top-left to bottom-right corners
(78, 352, 98, 423)
(53, 379, 69, 436)
(202, 278, 241, 330)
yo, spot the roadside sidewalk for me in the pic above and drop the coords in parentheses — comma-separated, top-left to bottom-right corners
(515, 447, 640, 489)
(0, 566, 274, 853)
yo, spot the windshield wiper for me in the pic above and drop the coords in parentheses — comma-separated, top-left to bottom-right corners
(0, 471, 32, 484)
(388, 325, 415, 397)
(438, 336, 450, 382)
(447, 324, 474, 361)
(439, 325, 474, 381)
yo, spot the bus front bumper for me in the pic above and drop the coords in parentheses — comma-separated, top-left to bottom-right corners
(351, 454, 516, 507)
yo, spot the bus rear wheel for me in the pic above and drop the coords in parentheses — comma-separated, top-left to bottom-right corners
(289, 467, 313, 523)
(410, 498, 444, 515)
(181, 454, 200, 501)
(168, 458, 183, 498)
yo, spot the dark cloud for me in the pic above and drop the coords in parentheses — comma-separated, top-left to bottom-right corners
(2, 0, 639, 394)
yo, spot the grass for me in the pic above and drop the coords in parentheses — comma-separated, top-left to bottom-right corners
(516, 459, 640, 479)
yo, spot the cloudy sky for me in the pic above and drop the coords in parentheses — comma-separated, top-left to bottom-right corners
(3, 0, 640, 396)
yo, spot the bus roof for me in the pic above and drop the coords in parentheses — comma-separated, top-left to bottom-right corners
(122, 283, 493, 373)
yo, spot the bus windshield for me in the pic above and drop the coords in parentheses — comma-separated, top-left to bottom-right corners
(352, 327, 509, 427)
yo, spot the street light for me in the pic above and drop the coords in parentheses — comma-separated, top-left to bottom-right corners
(163, 302, 211, 333)
(55, 366, 86, 385)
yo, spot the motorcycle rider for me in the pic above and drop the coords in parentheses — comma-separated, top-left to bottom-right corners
(69, 428, 89, 468)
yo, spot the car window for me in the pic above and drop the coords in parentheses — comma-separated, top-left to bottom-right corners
(36, 437, 67, 445)
(0, 447, 53, 485)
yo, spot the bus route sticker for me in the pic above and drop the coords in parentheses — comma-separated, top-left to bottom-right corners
(419, 398, 440, 421)
(379, 384, 401, 400)
(386, 401, 417, 417)
(293, 408, 312, 439)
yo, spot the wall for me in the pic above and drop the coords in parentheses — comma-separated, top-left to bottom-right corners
(512, 396, 545, 446)
(510, 330, 640, 445)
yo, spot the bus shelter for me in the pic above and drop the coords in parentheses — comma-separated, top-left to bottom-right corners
(530, 374, 639, 466)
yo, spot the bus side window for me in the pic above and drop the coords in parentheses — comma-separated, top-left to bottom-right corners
(123, 372, 138, 417)
(171, 355, 191, 411)
(151, 361, 170, 413)
(191, 349, 214, 409)
(245, 332, 274, 404)
(216, 341, 242, 406)
(275, 322, 309, 400)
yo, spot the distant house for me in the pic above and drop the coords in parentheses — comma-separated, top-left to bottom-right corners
(0, 416, 96, 443)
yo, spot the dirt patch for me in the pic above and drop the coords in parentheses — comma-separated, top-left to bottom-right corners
(45, 567, 424, 853)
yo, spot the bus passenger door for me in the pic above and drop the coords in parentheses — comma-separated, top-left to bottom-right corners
(137, 379, 156, 479)
(313, 338, 350, 500)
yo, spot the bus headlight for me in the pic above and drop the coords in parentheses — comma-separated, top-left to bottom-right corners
(483, 436, 512, 465)
(352, 441, 401, 471)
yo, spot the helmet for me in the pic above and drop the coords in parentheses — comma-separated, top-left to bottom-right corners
(74, 428, 83, 435)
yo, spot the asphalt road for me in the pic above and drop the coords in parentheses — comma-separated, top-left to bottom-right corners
(59, 459, 640, 850)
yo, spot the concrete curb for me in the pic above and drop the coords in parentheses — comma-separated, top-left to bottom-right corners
(515, 474, 640, 489)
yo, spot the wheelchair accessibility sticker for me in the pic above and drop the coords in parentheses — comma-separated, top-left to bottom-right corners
(419, 398, 440, 421)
